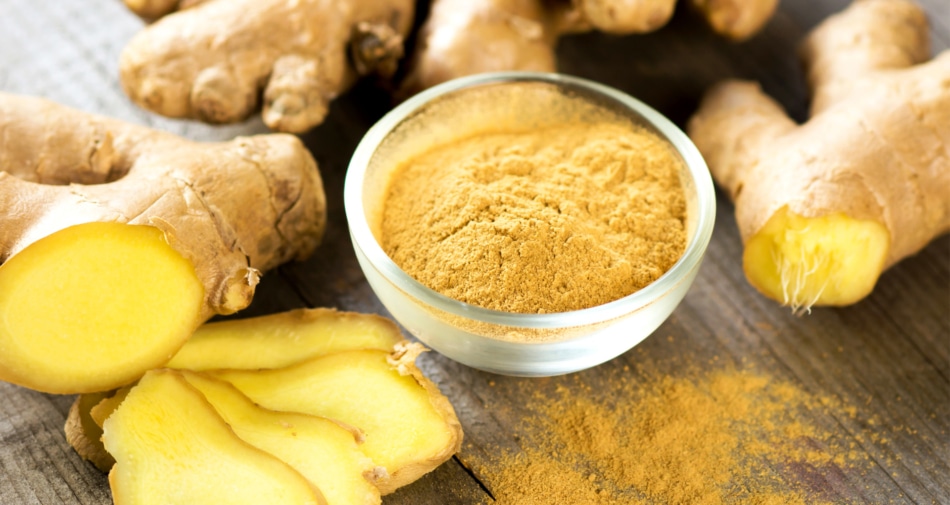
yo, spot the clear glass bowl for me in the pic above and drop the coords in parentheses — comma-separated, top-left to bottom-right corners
(344, 72, 715, 376)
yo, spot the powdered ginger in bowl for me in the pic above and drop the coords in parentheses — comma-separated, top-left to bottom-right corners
(345, 72, 715, 376)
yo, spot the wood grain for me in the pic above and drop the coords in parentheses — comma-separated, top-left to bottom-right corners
(1, 0, 947, 504)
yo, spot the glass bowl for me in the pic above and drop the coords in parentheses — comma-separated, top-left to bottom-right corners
(344, 72, 715, 376)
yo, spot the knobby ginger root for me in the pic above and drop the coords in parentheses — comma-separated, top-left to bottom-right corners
(120, 0, 415, 133)
(687, 0, 950, 312)
(166, 308, 403, 371)
(102, 370, 327, 505)
(402, 0, 778, 92)
(0, 93, 326, 393)
(212, 344, 463, 494)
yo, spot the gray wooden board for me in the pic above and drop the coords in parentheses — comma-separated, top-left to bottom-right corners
(0, 0, 947, 503)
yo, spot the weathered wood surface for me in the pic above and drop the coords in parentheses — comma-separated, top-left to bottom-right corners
(1, 0, 948, 503)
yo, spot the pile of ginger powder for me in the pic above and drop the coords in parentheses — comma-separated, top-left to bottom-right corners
(380, 121, 687, 314)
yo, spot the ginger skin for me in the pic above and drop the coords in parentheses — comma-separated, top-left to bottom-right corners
(120, 0, 414, 133)
(403, 0, 778, 92)
(0, 93, 326, 393)
(687, 0, 950, 311)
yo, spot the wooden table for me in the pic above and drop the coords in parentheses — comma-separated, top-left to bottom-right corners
(1, 0, 947, 503)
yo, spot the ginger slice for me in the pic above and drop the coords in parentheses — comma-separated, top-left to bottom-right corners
(212, 345, 463, 494)
(167, 308, 403, 371)
(65, 391, 117, 472)
(181, 371, 383, 505)
(0, 223, 203, 393)
(744, 207, 889, 313)
(102, 369, 326, 505)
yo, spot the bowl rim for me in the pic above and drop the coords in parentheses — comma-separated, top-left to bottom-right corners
(344, 71, 715, 330)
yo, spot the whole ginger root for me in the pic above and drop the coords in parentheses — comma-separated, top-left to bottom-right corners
(687, 0, 950, 312)
(402, 0, 779, 93)
(120, 0, 415, 133)
(0, 92, 326, 393)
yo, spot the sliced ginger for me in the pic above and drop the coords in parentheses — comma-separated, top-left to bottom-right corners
(167, 308, 402, 371)
(212, 344, 463, 494)
(102, 369, 326, 505)
(181, 372, 383, 505)
(65, 391, 117, 472)
(688, 0, 949, 311)
(744, 207, 889, 312)
(0, 223, 203, 393)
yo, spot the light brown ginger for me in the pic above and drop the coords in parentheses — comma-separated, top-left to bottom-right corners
(0, 93, 326, 394)
(120, 0, 415, 133)
(687, 0, 950, 311)
(402, 0, 778, 92)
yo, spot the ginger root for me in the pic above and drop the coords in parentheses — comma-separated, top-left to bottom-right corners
(0, 93, 326, 393)
(182, 372, 383, 505)
(212, 344, 463, 494)
(120, 0, 415, 133)
(687, 0, 950, 312)
(65, 309, 462, 500)
(402, 0, 778, 92)
(166, 308, 403, 371)
(103, 370, 327, 505)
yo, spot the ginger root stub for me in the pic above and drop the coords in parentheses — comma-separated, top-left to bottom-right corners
(0, 92, 326, 394)
(688, 0, 950, 312)
(380, 121, 688, 315)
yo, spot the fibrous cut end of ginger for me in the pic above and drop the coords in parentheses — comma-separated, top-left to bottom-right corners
(102, 369, 326, 505)
(212, 344, 463, 494)
(0, 222, 204, 393)
(181, 371, 383, 505)
(166, 308, 403, 371)
(743, 207, 889, 313)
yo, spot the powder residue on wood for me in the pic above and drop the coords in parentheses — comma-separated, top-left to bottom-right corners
(380, 122, 686, 313)
(470, 365, 867, 504)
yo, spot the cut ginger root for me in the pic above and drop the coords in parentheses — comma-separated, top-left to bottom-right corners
(102, 370, 327, 505)
(181, 371, 383, 505)
(402, 0, 778, 93)
(64, 390, 116, 473)
(65, 309, 462, 500)
(687, 0, 949, 312)
(120, 0, 415, 133)
(0, 92, 326, 393)
(166, 308, 403, 371)
(212, 344, 463, 494)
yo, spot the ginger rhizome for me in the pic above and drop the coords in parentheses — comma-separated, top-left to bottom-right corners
(687, 0, 950, 311)
(103, 370, 328, 505)
(67, 309, 463, 503)
(120, 0, 415, 133)
(403, 0, 779, 92)
(0, 93, 326, 393)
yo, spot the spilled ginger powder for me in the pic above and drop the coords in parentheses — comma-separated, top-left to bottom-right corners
(380, 122, 687, 313)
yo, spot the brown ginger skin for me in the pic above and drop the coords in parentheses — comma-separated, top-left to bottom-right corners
(120, 0, 414, 133)
(0, 92, 326, 319)
(403, 0, 778, 93)
(687, 0, 950, 308)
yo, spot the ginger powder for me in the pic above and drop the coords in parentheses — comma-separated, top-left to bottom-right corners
(380, 121, 687, 314)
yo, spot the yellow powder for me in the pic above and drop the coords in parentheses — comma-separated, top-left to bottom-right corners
(380, 122, 686, 313)
(476, 365, 867, 504)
